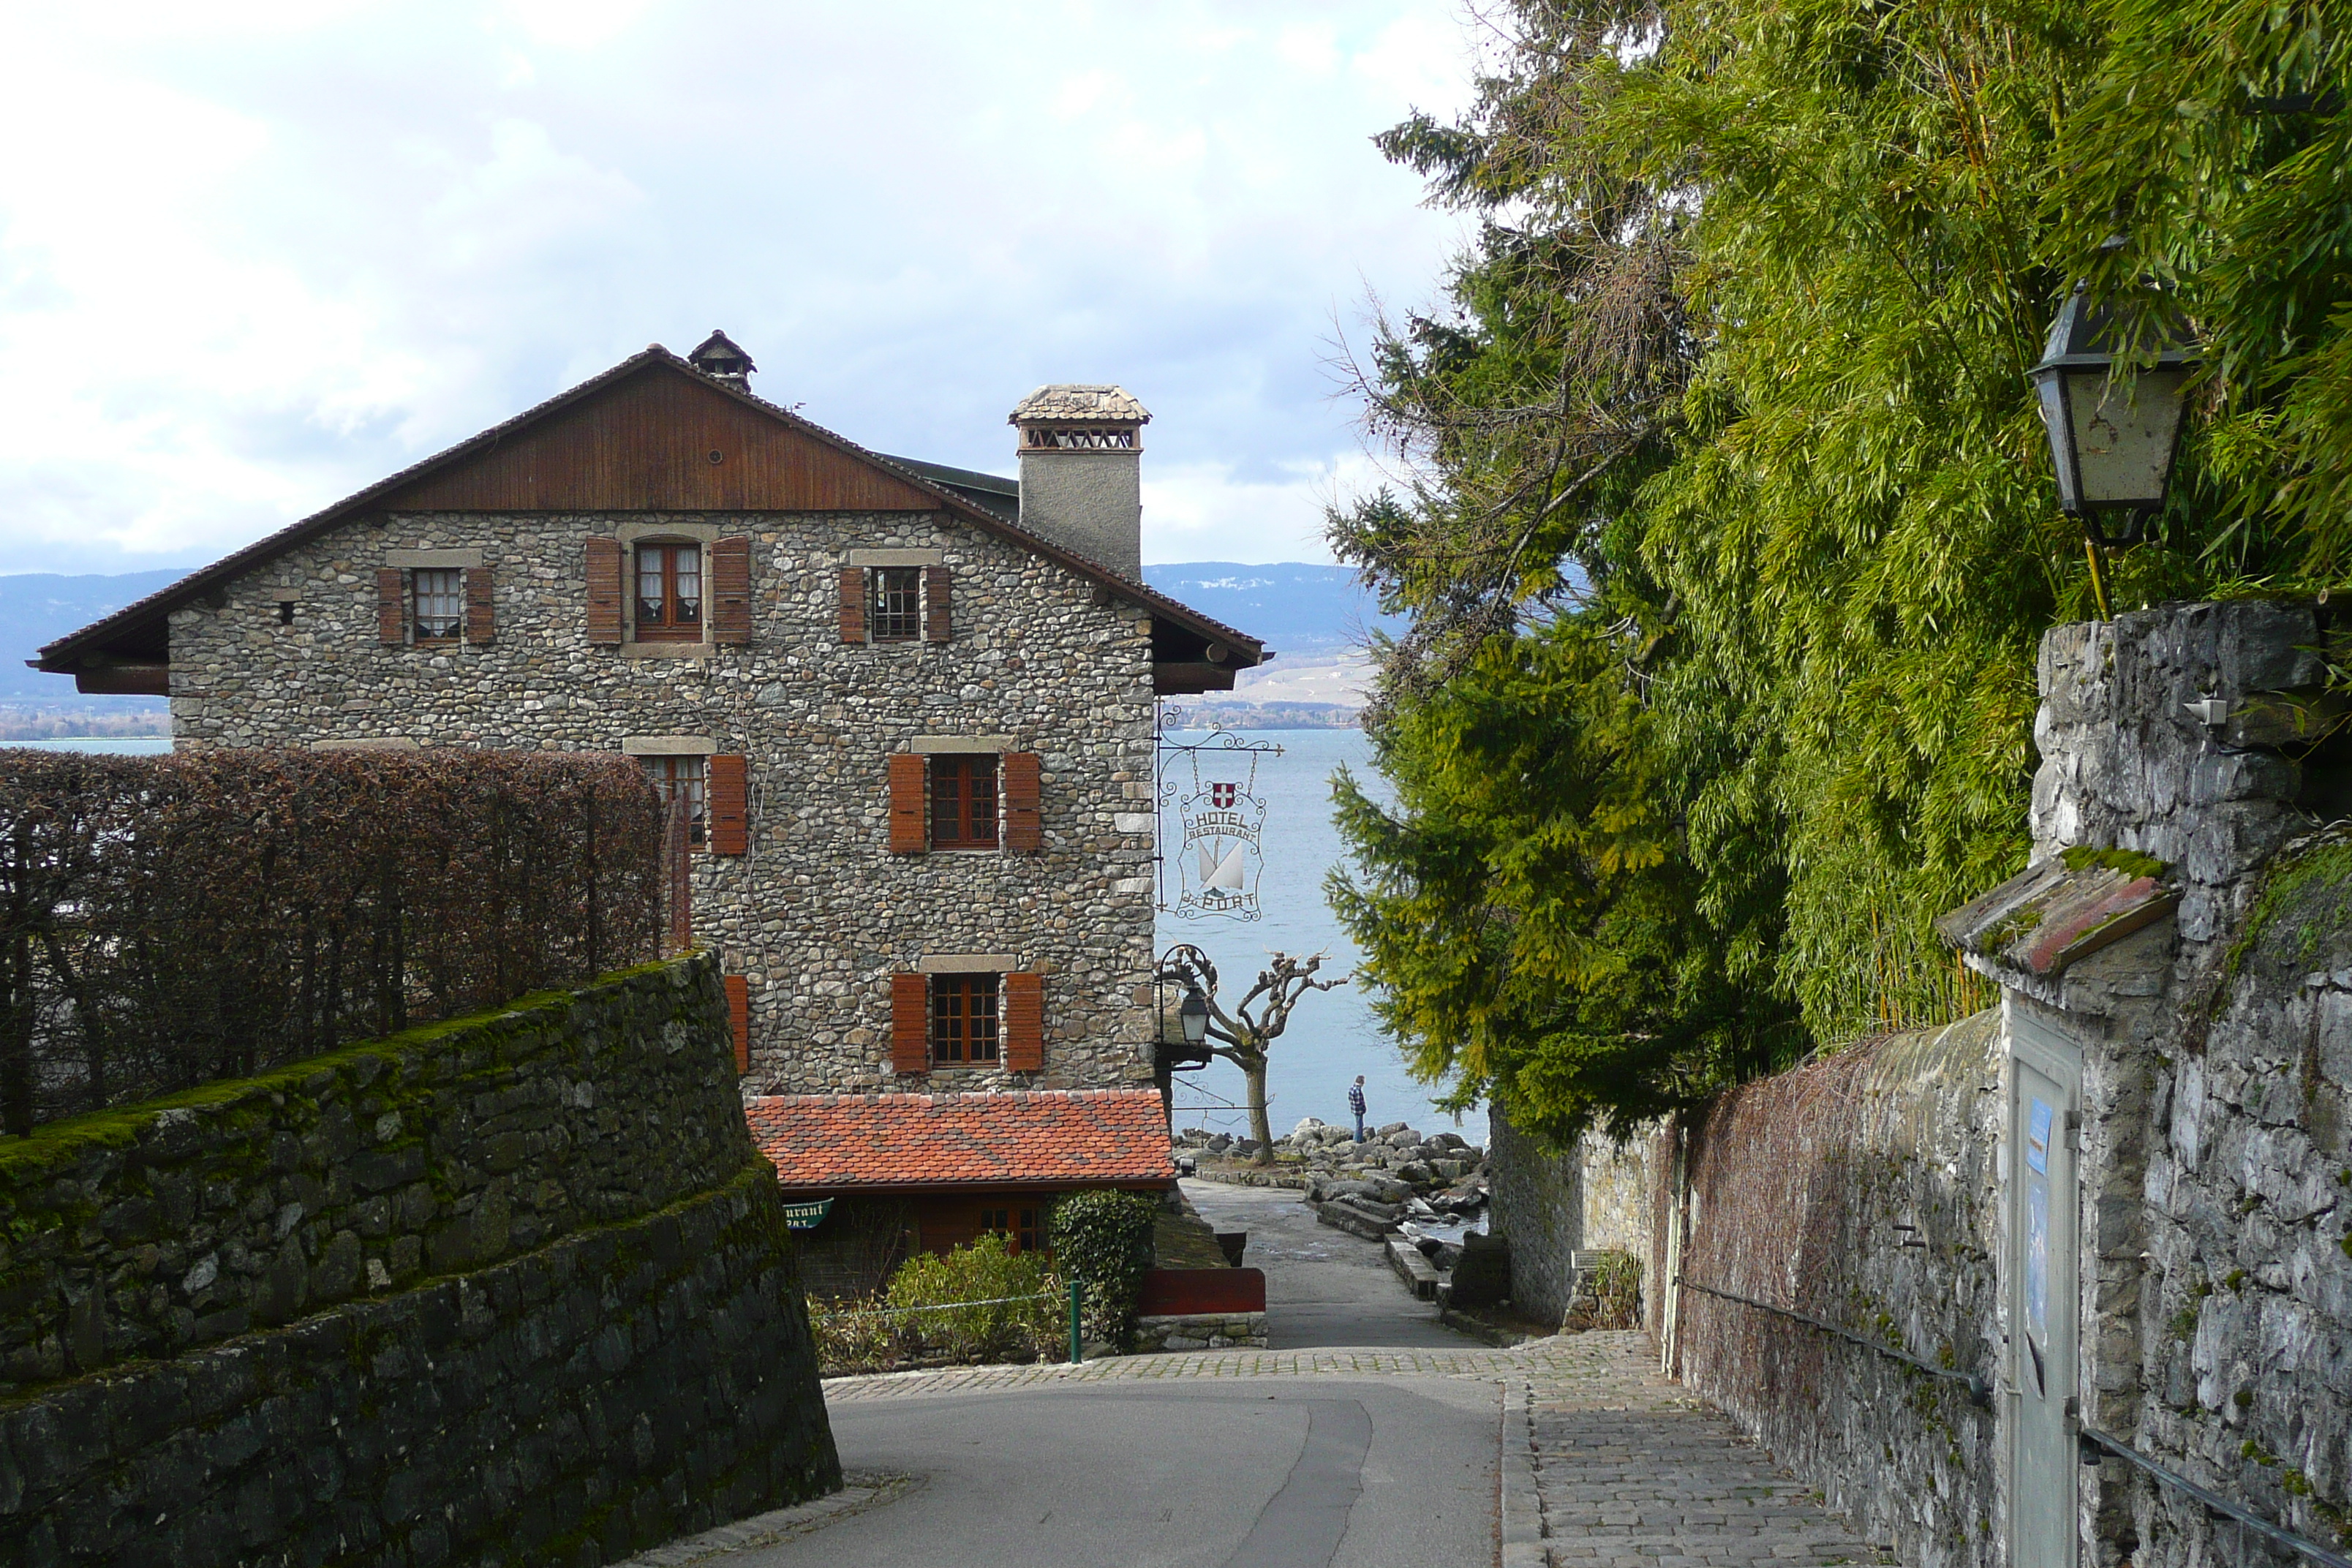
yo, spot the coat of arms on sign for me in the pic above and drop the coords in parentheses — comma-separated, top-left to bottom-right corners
(1158, 728, 1281, 921)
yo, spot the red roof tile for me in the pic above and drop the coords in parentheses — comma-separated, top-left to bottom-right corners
(745, 1089, 1176, 1192)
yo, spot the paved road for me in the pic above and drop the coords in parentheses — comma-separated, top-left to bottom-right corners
(1180, 1177, 1476, 1350)
(709, 1378, 1500, 1568)
(627, 1183, 1891, 1568)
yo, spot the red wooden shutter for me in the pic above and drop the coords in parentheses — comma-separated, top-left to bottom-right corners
(711, 537, 752, 644)
(377, 569, 405, 645)
(888, 754, 927, 853)
(464, 565, 495, 644)
(838, 568, 867, 643)
(1003, 972, 1044, 1072)
(1002, 752, 1042, 852)
(924, 566, 951, 643)
(891, 973, 930, 1074)
(724, 974, 750, 1074)
(708, 755, 749, 855)
(586, 538, 623, 644)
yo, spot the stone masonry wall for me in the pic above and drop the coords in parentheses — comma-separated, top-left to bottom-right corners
(1489, 1108, 1580, 1323)
(2127, 826, 2352, 1568)
(1673, 1014, 2005, 1568)
(1490, 1114, 1661, 1326)
(0, 954, 841, 1567)
(0, 956, 750, 1391)
(162, 506, 1162, 1096)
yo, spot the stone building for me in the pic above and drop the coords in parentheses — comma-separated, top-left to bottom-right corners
(36, 332, 1261, 1260)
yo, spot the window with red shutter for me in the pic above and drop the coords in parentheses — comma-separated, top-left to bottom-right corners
(1003, 971, 1044, 1071)
(464, 565, 495, 644)
(1002, 753, 1042, 852)
(930, 973, 1000, 1063)
(924, 566, 951, 642)
(710, 536, 751, 643)
(706, 755, 748, 855)
(633, 543, 703, 640)
(930, 755, 998, 850)
(838, 568, 867, 643)
(377, 569, 406, 645)
(870, 567, 921, 641)
(412, 569, 462, 643)
(585, 538, 624, 644)
(888, 754, 927, 853)
(641, 756, 706, 845)
(890, 973, 929, 1075)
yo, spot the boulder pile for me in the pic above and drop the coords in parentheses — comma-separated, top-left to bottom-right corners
(1175, 1117, 1490, 1240)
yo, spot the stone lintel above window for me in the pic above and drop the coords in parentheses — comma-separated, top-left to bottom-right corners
(908, 735, 1013, 754)
(383, 549, 484, 568)
(919, 954, 1020, 973)
(845, 548, 943, 567)
(621, 735, 719, 756)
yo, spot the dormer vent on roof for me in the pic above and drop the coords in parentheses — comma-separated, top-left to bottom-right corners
(687, 329, 756, 390)
(1008, 384, 1150, 578)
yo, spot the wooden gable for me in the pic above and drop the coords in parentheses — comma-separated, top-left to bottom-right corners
(382, 362, 939, 515)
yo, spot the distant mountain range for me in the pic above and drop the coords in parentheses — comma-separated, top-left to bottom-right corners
(0, 571, 186, 704)
(1, 562, 1398, 711)
(1139, 562, 1401, 654)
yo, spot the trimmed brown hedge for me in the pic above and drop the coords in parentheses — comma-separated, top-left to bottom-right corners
(0, 748, 663, 1132)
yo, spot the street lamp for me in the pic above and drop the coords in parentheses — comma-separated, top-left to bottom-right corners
(1178, 984, 1209, 1049)
(2029, 284, 2197, 543)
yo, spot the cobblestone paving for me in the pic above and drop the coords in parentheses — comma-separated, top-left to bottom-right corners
(826, 1331, 1893, 1566)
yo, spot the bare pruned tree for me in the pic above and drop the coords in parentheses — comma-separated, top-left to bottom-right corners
(1164, 949, 1348, 1164)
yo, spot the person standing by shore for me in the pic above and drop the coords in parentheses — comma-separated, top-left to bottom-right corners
(1349, 1075, 1367, 1142)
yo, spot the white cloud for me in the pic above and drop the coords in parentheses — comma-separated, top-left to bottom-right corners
(0, 2, 1477, 573)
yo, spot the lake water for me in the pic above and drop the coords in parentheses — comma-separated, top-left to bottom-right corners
(1156, 728, 1484, 1147)
(1, 736, 172, 754)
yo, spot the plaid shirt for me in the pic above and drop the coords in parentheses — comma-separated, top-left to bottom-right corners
(1347, 1082, 1366, 1117)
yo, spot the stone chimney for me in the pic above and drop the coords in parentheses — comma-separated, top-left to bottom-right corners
(687, 329, 755, 391)
(1009, 385, 1149, 578)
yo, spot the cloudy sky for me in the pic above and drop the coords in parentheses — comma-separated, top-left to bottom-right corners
(0, 1, 1474, 576)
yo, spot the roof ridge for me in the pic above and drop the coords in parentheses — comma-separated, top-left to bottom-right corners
(35, 348, 1265, 671)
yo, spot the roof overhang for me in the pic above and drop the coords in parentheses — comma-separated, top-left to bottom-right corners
(33, 347, 1267, 690)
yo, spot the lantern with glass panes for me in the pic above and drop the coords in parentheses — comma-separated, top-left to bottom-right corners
(2028, 284, 2197, 548)
(1153, 943, 1214, 1074)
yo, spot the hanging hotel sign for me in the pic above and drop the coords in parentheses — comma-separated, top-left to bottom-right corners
(1159, 726, 1281, 921)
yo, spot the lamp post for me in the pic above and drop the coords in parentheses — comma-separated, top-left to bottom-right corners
(2028, 282, 2197, 616)
(1153, 943, 1216, 1125)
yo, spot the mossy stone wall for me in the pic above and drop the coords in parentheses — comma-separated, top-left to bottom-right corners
(0, 954, 840, 1566)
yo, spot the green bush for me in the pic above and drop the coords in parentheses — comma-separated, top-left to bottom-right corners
(1052, 1189, 1159, 1349)
(811, 1234, 1063, 1375)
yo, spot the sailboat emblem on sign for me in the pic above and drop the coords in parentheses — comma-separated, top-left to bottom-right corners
(1168, 748, 1269, 920)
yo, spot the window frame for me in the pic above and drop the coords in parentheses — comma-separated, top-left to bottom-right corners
(929, 753, 1000, 851)
(976, 1203, 1046, 1256)
(633, 541, 706, 642)
(870, 565, 922, 643)
(641, 754, 707, 847)
(412, 568, 464, 644)
(930, 971, 1001, 1065)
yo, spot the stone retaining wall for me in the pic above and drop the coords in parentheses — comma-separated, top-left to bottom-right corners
(0, 954, 840, 1567)
(1131, 1311, 1268, 1353)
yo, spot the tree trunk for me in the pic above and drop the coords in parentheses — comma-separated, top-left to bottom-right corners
(1245, 1058, 1274, 1164)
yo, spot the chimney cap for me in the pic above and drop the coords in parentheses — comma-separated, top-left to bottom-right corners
(1009, 385, 1150, 426)
(687, 329, 756, 382)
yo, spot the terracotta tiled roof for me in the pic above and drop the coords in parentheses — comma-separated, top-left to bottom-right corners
(745, 1089, 1176, 1192)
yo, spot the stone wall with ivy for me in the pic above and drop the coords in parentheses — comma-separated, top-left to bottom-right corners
(1668, 1013, 2006, 1568)
(0, 952, 840, 1565)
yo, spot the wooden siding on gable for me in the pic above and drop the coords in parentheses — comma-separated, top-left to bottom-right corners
(382, 366, 941, 516)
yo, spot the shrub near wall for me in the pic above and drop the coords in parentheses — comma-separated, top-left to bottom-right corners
(1670, 1014, 2004, 1568)
(0, 954, 841, 1568)
(0, 748, 663, 1131)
